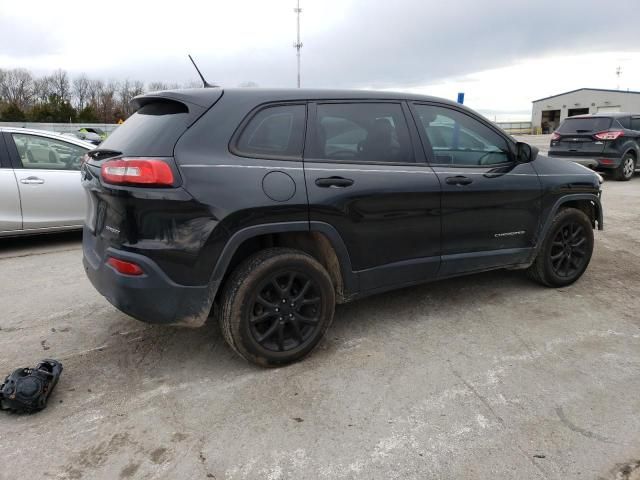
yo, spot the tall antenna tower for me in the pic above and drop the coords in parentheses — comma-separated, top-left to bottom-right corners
(293, 0, 303, 88)
(616, 65, 622, 90)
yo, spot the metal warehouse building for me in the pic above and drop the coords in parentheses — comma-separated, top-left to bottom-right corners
(532, 88, 640, 133)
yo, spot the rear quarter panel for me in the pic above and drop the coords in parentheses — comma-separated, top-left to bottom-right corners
(172, 93, 309, 283)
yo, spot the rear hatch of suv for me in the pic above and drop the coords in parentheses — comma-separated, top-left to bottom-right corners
(549, 116, 612, 157)
(82, 89, 223, 287)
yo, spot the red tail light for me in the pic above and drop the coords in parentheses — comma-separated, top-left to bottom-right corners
(550, 132, 561, 141)
(107, 257, 144, 276)
(594, 130, 624, 141)
(101, 158, 174, 186)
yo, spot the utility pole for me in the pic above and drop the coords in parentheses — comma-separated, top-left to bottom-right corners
(616, 66, 622, 90)
(293, 0, 303, 88)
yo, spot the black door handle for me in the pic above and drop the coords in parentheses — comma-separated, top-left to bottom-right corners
(315, 176, 354, 188)
(445, 175, 473, 186)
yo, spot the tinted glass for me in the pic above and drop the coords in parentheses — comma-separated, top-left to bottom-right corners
(630, 117, 640, 131)
(558, 117, 612, 133)
(12, 134, 88, 170)
(414, 104, 511, 166)
(311, 103, 413, 163)
(236, 104, 306, 158)
(100, 100, 190, 156)
(617, 117, 631, 129)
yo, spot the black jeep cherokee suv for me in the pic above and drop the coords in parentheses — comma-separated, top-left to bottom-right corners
(548, 113, 640, 181)
(82, 88, 603, 366)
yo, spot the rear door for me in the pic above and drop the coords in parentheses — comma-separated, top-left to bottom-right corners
(410, 102, 541, 276)
(5, 132, 88, 229)
(303, 101, 441, 292)
(549, 117, 612, 157)
(0, 134, 22, 233)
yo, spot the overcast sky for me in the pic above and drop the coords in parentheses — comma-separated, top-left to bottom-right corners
(1, 0, 638, 120)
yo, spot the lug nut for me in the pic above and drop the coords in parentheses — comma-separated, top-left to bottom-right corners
(275, 307, 280, 312)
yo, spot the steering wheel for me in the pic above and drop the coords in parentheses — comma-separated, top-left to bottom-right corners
(65, 154, 83, 169)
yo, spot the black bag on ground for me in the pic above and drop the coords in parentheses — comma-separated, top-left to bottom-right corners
(0, 359, 63, 413)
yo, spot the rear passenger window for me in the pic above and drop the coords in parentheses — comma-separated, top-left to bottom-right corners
(235, 104, 306, 159)
(617, 117, 631, 129)
(631, 117, 640, 131)
(413, 104, 512, 166)
(310, 103, 414, 163)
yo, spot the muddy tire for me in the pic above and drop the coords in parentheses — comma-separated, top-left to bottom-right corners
(219, 248, 335, 367)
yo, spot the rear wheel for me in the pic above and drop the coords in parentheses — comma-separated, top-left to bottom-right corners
(527, 208, 594, 287)
(614, 153, 635, 181)
(219, 248, 335, 367)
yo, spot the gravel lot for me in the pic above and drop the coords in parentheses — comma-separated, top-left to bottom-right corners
(1, 169, 639, 480)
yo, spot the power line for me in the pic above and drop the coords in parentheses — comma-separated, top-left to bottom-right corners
(293, 0, 303, 88)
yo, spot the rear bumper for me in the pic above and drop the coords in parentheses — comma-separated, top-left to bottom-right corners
(82, 228, 217, 327)
(548, 154, 621, 170)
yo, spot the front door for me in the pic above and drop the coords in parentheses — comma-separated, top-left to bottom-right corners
(410, 103, 542, 277)
(6, 132, 87, 230)
(303, 101, 441, 292)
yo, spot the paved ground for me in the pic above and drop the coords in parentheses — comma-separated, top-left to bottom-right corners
(1, 175, 639, 480)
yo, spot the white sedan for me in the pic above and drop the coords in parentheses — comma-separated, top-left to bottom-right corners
(0, 127, 94, 237)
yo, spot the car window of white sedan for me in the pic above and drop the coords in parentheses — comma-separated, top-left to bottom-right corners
(12, 134, 87, 171)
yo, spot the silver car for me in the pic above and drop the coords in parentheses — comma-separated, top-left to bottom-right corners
(0, 128, 93, 237)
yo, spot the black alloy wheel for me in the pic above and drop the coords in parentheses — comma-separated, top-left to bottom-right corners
(526, 207, 594, 287)
(219, 248, 335, 367)
(249, 271, 322, 352)
(549, 222, 588, 278)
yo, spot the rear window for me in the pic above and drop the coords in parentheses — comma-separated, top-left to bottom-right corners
(99, 100, 190, 156)
(558, 117, 612, 134)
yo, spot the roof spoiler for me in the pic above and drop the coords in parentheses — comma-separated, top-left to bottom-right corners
(130, 89, 224, 126)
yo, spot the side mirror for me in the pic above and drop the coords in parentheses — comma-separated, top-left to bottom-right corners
(516, 142, 538, 163)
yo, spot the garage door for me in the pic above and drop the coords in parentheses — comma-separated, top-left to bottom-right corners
(597, 106, 621, 113)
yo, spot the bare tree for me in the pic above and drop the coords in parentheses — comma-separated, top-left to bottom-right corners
(0, 69, 34, 108)
(72, 74, 91, 110)
(32, 77, 52, 105)
(147, 81, 181, 92)
(87, 79, 104, 108)
(183, 80, 203, 89)
(48, 69, 71, 101)
(98, 80, 119, 122)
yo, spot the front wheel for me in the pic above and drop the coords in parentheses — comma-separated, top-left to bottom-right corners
(614, 153, 635, 181)
(527, 208, 594, 287)
(219, 248, 335, 367)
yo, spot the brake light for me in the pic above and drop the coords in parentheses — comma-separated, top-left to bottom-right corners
(551, 132, 561, 141)
(101, 158, 174, 186)
(594, 130, 624, 141)
(107, 257, 144, 276)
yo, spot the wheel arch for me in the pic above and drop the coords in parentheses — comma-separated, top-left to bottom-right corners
(210, 222, 357, 303)
(537, 194, 603, 253)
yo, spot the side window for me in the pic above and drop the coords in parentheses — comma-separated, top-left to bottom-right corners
(311, 103, 414, 163)
(11, 134, 87, 171)
(413, 104, 512, 166)
(631, 117, 640, 131)
(235, 104, 306, 159)
(617, 117, 631, 129)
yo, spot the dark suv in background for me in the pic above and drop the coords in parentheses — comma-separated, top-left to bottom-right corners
(82, 88, 603, 366)
(549, 113, 640, 181)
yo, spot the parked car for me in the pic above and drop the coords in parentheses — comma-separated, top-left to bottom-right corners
(548, 113, 640, 181)
(0, 128, 93, 237)
(82, 88, 603, 366)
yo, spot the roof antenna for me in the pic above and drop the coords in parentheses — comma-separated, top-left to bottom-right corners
(188, 54, 218, 88)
